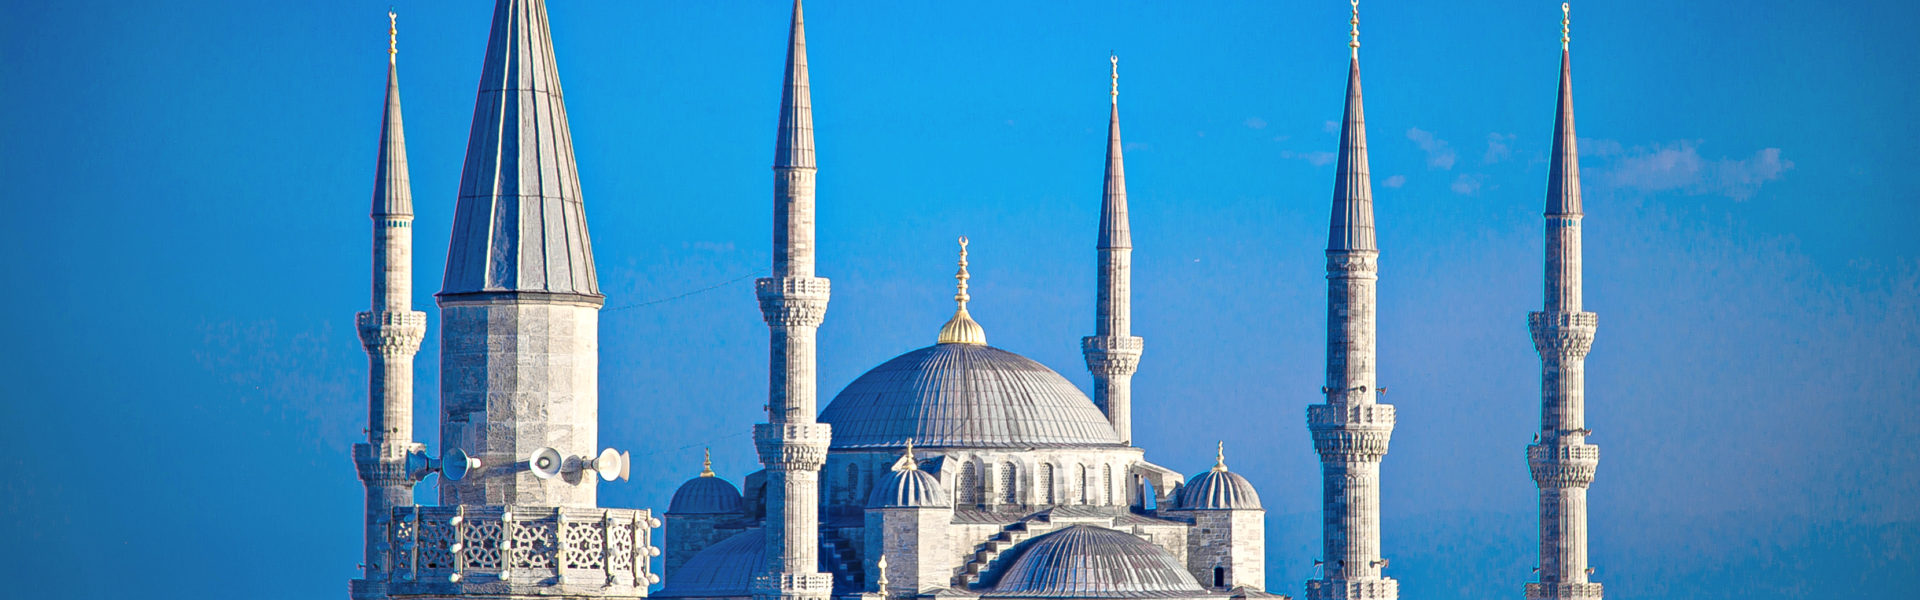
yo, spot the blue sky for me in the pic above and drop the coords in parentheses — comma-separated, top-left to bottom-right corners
(2, 1, 1916, 598)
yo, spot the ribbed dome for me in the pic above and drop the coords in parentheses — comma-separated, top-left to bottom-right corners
(820, 343, 1123, 449)
(986, 525, 1207, 598)
(667, 475, 744, 515)
(868, 466, 950, 508)
(1176, 469, 1261, 510)
(654, 528, 764, 598)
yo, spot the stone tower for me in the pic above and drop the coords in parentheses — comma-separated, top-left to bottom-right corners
(438, 0, 604, 509)
(1305, 3, 1397, 599)
(1082, 55, 1144, 446)
(1526, 5, 1602, 599)
(752, 2, 835, 600)
(352, 12, 428, 596)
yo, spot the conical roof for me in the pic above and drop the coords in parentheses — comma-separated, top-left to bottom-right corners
(1547, 50, 1582, 216)
(372, 59, 411, 217)
(442, 0, 599, 298)
(1328, 57, 1375, 252)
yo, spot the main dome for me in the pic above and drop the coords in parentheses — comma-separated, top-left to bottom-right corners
(820, 343, 1123, 449)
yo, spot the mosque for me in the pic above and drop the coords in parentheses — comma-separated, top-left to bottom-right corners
(343, 2, 1605, 600)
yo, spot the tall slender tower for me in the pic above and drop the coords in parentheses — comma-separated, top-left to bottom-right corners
(352, 11, 427, 595)
(1527, 5, 1602, 599)
(439, 0, 604, 508)
(1305, 2, 1397, 599)
(1083, 55, 1144, 445)
(752, 2, 834, 600)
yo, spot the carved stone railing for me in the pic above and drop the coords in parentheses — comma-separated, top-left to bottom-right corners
(379, 505, 659, 598)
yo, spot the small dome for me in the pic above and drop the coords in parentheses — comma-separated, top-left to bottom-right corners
(668, 475, 744, 515)
(1177, 469, 1261, 510)
(868, 449, 951, 508)
(986, 525, 1207, 598)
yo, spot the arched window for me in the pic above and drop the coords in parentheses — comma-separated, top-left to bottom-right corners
(999, 461, 1018, 504)
(1075, 464, 1089, 504)
(1039, 463, 1056, 505)
(1101, 464, 1114, 505)
(844, 462, 861, 506)
(959, 461, 982, 505)
(1213, 567, 1226, 588)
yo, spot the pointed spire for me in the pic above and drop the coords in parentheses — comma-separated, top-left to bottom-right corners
(1548, 3, 1582, 216)
(938, 237, 987, 345)
(700, 448, 715, 477)
(1328, 0, 1375, 252)
(442, 0, 599, 298)
(774, 0, 814, 170)
(372, 10, 411, 218)
(1213, 441, 1229, 472)
(1099, 55, 1130, 252)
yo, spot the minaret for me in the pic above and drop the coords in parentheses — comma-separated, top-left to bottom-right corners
(752, 2, 834, 600)
(1082, 55, 1144, 445)
(1527, 5, 1602, 599)
(438, 0, 604, 508)
(352, 11, 427, 595)
(1305, 2, 1397, 599)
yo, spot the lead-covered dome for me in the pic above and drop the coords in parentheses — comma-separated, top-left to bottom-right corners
(668, 475, 744, 515)
(1176, 469, 1261, 510)
(820, 343, 1123, 449)
(985, 525, 1207, 598)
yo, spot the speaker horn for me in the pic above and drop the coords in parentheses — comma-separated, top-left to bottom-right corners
(588, 448, 631, 482)
(529, 447, 564, 480)
(441, 447, 481, 482)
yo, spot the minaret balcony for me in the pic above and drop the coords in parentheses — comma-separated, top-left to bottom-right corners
(1525, 581, 1603, 600)
(372, 505, 660, 597)
(1528, 311, 1597, 356)
(1528, 443, 1600, 488)
(1304, 576, 1398, 600)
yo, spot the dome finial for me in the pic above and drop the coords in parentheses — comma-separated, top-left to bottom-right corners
(1349, 0, 1361, 59)
(1561, 3, 1572, 51)
(938, 236, 987, 344)
(876, 554, 890, 592)
(1110, 54, 1119, 105)
(1214, 441, 1229, 472)
(700, 448, 715, 477)
(388, 8, 398, 63)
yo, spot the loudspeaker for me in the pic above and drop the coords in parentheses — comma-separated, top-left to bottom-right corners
(529, 447, 563, 480)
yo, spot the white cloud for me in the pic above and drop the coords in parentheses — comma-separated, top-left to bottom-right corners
(1324, 120, 1340, 134)
(1244, 117, 1268, 129)
(1406, 127, 1457, 170)
(1450, 173, 1483, 195)
(1592, 141, 1792, 200)
(1383, 175, 1406, 188)
(1281, 150, 1337, 167)
(1484, 133, 1516, 164)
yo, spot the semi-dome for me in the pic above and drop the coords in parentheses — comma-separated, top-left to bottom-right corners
(668, 453, 744, 514)
(985, 525, 1208, 598)
(820, 343, 1123, 449)
(1177, 446, 1261, 510)
(653, 528, 763, 598)
(868, 443, 952, 508)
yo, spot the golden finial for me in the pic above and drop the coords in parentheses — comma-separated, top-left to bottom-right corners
(1561, 3, 1571, 51)
(894, 439, 919, 472)
(1213, 441, 1228, 472)
(875, 554, 891, 592)
(938, 237, 987, 344)
(388, 8, 398, 63)
(1349, 0, 1360, 59)
(1110, 54, 1119, 105)
(699, 448, 715, 477)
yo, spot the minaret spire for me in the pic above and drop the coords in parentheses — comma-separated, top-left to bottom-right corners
(352, 9, 427, 596)
(1083, 54, 1145, 445)
(753, 2, 835, 600)
(1307, 2, 1397, 599)
(1528, 5, 1603, 599)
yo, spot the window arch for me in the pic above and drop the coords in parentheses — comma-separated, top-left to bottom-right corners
(959, 461, 982, 505)
(1101, 464, 1113, 505)
(999, 461, 1018, 504)
(1213, 566, 1226, 588)
(1075, 464, 1089, 504)
(1040, 463, 1056, 505)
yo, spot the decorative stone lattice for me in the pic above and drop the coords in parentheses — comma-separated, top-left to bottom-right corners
(380, 506, 655, 594)
(563, 521, 606, 570)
